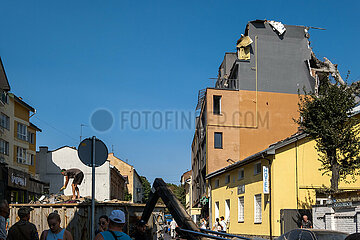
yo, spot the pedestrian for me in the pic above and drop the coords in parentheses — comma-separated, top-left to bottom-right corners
(95, 215, 109, 235)
(131, 220, 149, 240)
(60, 168, 84, 200)
(94, 210, 131, 240)
(0, 200, 9, 240)
(7, 207, 39, 240)
(40, 212, 73, 240)
(170, 219, 177, 239)
(212, 218, 221, 232)
(199, 218, 207, 229)
(219, 216, 227, 233)
(300, 215, 312, 229)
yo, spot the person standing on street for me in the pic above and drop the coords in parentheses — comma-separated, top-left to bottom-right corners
(40, 212, 73, 240)
(219, 216, 227, 233)
(0, 200, 9, 240)
(60, 168, 84, 200)
(300, 215, 313, 229)
(7, 207, 39, 240)
(212, 218, 221, 232)
(170, 219, 177, 239)
(94, 210, 131, 240)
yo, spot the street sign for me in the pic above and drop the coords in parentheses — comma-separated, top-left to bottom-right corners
(263, 166, 269, 194)
(77, 136, 108, 240)
(78, 137, 108, 167)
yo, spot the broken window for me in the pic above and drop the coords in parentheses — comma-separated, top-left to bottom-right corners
(213, 95, 221, 115)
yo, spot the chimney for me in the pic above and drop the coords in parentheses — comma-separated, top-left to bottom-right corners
(39, 146, 48, 153)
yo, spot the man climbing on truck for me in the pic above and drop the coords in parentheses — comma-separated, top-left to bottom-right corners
(60, 168, 84, 200)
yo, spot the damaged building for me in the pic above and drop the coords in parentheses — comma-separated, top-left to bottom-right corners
(190, 19, 343, 222)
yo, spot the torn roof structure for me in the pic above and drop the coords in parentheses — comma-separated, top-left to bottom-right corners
(215, 20, 343, 96)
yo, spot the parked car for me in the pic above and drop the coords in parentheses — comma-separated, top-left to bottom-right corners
(277, 229, 348, 240)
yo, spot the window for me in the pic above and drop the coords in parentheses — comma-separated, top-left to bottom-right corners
(0, 113, 9, 130)
(238, 197, 244, 222)
(27, 153, 34, 165)
(225, 174, 230, 184)
(254, 194, 262, 223)
(238, 184, 245, 194)
(238, 168, 244, 180)
(0, 91, 8, 104)
(17, 123, 27, 141)
(27, 131, 34, 144)
(254, 162, 262, 175)
(215, 201, 219, 220)
(214, 132, 223, 149)
(17, 147, 27, 164)
(225, 199, 230, 222)
(0, 139, 9, 155)
(213, 96, 221, 115)
(215, 179, 220, 188)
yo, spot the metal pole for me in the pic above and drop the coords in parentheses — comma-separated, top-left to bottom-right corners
(91, 136, 96, 240)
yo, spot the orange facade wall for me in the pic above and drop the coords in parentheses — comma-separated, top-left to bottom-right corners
(206, 89, 300, 174)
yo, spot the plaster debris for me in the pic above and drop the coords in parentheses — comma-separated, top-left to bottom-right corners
(268, 20, 286, 35)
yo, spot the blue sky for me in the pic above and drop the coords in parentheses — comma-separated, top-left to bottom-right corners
(0, 0, 359, 184)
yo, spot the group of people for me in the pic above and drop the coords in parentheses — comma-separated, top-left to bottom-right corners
(0, 201, 135, 240)
(212, 216, 227, 233)
(0, 200, 73, 240)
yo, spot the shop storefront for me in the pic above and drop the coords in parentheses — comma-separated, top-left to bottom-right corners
(6, 167, 46, 203)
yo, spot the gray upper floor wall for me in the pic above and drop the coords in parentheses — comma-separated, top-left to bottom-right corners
(218, 20, 315, 94)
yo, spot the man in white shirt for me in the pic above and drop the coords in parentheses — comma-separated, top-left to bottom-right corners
(170, 219, 177, 239)
(219, 216, 227, 233)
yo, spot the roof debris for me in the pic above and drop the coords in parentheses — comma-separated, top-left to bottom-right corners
(268, 20, 286, 35)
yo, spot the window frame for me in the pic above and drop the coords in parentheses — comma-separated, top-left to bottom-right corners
(238, 168, 244, 180)
(238, 196, 244, 223)
(0, 113, 10, 130)
(225, 174, 230, 184)
(254, 161, 262, 175)
(254, 194, 262, 223)
(213, 95, 221, 115)
(214, 132, 223, 149)
(0, 139, 9, 155)
(17, 146, 27, 164)
(17, 123, 27, 141)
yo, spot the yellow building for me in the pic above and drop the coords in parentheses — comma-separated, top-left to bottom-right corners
(0, 57, 43, 203)
(206, 131, 360, 237)
(108, 153, 144, 203)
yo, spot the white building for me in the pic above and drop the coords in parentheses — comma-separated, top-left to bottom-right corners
(36, 146, 125, 201)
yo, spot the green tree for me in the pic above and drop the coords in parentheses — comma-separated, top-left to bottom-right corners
(167, 183, 186, 207)
(297, 78, 360, 192)
(140, 176, 151, 203)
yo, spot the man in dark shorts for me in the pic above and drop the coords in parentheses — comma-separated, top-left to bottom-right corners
(60, 168, 84, 200)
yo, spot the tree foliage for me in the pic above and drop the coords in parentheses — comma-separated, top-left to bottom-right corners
(297, 78, 360, 192)
(167, 183, 186, 207)
(140, 176, 151, 203)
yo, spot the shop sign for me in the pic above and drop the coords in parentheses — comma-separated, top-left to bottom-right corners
(332, 202, 353, 209)
(263, 166, 269, 194)
(8, 168, 29, 189)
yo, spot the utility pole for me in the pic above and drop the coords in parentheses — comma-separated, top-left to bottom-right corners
(80, 124, 87, 142)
